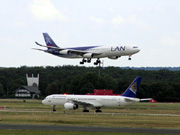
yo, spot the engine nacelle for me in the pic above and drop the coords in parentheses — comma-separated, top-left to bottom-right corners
(83, 53, 93, 58)
(108, 56, 120, 59)
(59, 50, 69, 55)
(64, 103, 78, 110)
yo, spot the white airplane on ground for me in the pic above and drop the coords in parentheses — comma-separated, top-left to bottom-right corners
(42, 77, 151, 112)
(33, 33, 140, 65)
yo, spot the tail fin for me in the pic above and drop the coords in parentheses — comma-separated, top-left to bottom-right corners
(42, 33, 59, 48)
(122, 77, 142, 98)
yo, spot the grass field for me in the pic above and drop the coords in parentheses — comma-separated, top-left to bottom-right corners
(0, 99, 180, 135)
(0, 129, 174, 135)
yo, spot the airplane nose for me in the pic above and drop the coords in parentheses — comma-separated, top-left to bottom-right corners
(132, 46, 140, 53)
(42, 100, 45, 104)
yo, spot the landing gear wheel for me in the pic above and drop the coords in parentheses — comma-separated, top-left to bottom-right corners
(87, 59, 91, 63)
(94, 58, 101, 65)
(128, 57, 131, 60)
(95, 110, 102, 113)
(80, 61, 84, 64)
(83, 110, 89, 112)
(80, 59, 87, 64)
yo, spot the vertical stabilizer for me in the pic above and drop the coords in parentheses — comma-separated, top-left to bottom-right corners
(122, 77, 142, 98)
(43, 33, 59, 47)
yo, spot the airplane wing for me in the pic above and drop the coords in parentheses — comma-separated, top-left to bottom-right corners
(35, 42, 102, 56)
(64, 49, 102, 56)
(70, 99, 102, 107)
(140, 98, 152, 102)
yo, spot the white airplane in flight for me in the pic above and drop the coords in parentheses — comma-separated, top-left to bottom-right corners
(42, 77, 151, 112)
(33, 33, 140, 65)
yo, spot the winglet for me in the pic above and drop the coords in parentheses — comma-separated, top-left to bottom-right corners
(122, 77, 142, 98)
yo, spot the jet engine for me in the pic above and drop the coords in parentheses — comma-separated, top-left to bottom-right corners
(59, 50, 69, 55)
(108, 56, 120, 59)
(83, 53, 93, 58)
(64, 103, 78, 110)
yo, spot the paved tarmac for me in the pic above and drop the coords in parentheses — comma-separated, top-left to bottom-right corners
(0, 124, 180, 134)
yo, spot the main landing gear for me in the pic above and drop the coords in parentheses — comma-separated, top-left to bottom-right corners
(83, 106, 89, 112)
(94, 58, 101, 65)
(80, 58, 101, 65)
(82, 108, 102, 113)
(95, 107, 102, 113)
(128, 55, 132, 60)
(83, 109, 89, 112)
(80, 58, 91, 64)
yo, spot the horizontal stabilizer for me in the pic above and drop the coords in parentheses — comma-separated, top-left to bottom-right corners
(124, 97, 140, 102)
(35, 41, 62, 50)
(140, 98, 152, 102)
(35, 42, 47, 47)
(32, 48, 45, 52)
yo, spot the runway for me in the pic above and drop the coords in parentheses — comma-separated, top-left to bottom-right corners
(0, 124, 180, 134)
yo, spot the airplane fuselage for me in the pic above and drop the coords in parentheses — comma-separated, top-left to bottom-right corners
(42, 94, 140, 108)
(45, 45, 140, 59)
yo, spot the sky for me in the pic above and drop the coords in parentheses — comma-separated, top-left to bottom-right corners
(0, 0, 180, 67)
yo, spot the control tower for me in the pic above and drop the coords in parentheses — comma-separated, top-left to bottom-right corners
(26, 74, 39, 87)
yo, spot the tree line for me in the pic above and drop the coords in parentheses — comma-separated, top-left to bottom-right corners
(0, 66, 180, 101)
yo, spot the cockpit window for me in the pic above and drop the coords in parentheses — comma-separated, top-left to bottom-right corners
(133, 46, 138, 48)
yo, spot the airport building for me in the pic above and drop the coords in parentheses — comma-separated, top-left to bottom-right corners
(15, 74, 40, 99)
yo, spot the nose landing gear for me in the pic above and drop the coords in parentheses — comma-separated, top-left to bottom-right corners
(52, 105, 56, 112)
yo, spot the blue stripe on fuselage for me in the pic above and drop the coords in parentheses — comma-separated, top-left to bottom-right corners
(67, 46, 100, 51)
(46, 46, 101, 58)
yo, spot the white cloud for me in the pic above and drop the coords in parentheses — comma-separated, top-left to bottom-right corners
(177, 5, 180, 12)
(112, 15, 124, 25)
(12, 21, 27, 28)
(108, 8, 115, 14)
(159, 34, 180, 47)
(30, 0, 65, 21)
(111, 15, 151, 30)
(127, 16, 152, 30)
(90, 17, 104, 24)
(137, 7, 144, 12)
(150, 4, 165, 12)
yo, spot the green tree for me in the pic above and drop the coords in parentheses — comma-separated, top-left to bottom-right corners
(0, 83, 4, 97)
(9, 79, 25, 95)
(148, 82, 176, 98)
(45, 81, 60, 95)
(80, 82, 94, 94)
(97, 74, 118, 92)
